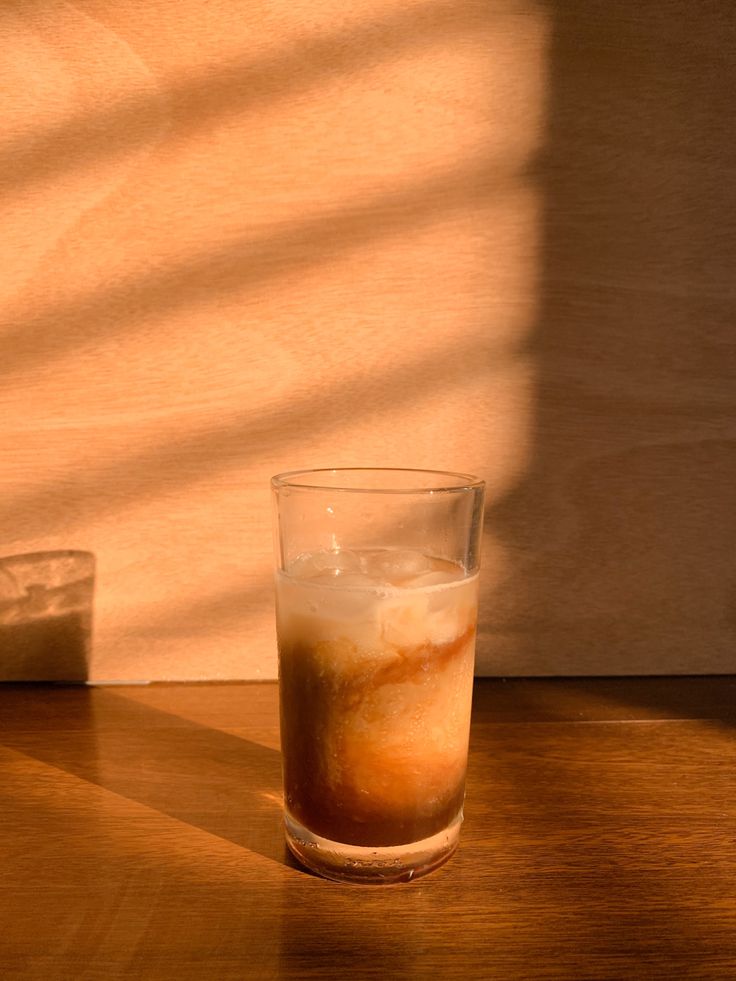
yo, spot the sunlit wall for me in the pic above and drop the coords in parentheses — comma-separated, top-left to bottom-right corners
(4, 1, 734, 681)
(1, 0, 546, 680)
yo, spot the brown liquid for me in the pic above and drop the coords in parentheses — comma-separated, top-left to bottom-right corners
(279, 625, 475, 847)
(0, 610, 91, 681)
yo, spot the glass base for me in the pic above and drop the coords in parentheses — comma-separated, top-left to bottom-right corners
(284, 809, 463, 885)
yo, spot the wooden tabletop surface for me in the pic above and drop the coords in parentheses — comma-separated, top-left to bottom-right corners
(2, 677, 735, 980)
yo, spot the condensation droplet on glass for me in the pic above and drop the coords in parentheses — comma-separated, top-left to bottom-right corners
(326, 505, 334, 515)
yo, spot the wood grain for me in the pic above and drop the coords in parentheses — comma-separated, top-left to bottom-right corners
(1, 678, 735, 980)
(0, 0, 734, 679)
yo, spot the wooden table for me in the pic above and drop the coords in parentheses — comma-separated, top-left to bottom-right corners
(2, 678, 735, 980)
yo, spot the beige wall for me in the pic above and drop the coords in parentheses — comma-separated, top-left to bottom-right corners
(1, 0, 734, 681)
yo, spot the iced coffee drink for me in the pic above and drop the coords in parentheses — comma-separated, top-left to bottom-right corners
(277, 546, 478, 882)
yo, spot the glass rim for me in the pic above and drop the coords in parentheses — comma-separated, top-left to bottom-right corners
(0, 549, 95, 565)
(271, 467, 484, 495)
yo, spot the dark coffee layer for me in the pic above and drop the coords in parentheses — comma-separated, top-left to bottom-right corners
(279, 627, 474, 847)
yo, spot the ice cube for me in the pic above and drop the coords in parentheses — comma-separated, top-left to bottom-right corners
(289, 548, 362, 580)
(380, 591, 431, 647)
(361, 549, 432, 585)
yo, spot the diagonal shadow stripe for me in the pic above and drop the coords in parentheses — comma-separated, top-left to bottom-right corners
(0, 317, 528, 537)
(0, 0, 502, 199)
(2, 155, 519, 381)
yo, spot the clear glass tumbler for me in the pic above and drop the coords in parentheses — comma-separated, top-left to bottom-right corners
(272, 468, 484, 884)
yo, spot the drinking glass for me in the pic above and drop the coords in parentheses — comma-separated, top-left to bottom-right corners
(272, 468, 484, 884)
